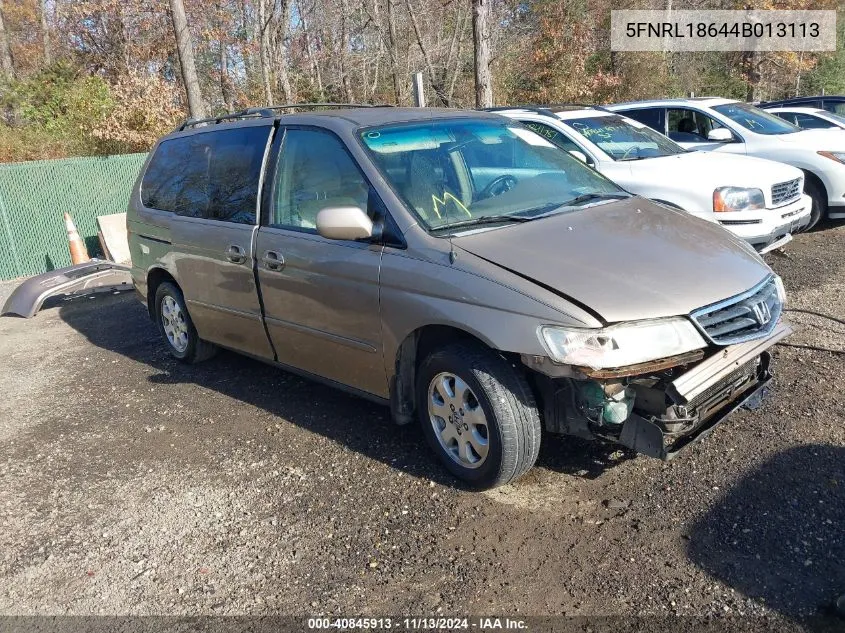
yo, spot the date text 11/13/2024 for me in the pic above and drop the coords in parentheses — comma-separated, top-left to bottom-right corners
(307, 617, 528, 630)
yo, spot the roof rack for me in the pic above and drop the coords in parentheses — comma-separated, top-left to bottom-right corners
(176, 102, 393, 132)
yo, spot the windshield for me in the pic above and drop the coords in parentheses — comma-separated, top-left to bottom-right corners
(712, 102, 800, 135)
(359, 119, 624, 232)
(563, 114, 686, 160)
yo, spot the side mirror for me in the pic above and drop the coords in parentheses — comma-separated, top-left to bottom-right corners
(707, 128, 734, 142)
(316, 206, 374, 241)
(568, 150, 589, 164)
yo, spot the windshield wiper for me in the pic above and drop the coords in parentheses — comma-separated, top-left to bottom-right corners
(558, 192, 632, 206)
(432, 214, 532, 232)
(522, 192, 632, 220)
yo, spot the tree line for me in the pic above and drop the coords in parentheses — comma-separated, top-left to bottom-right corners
(0, 0, 843, 162)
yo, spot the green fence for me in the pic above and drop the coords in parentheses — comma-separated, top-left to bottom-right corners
(0, 153, 148, 281)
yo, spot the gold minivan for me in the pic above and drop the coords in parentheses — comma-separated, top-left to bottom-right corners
(127, 105, 790, 489)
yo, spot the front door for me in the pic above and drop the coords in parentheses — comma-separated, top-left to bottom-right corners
(164, 122, 276, 359)
(255, 127, 386, 397)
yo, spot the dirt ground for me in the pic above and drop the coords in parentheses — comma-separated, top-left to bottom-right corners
(0, 225, 843, 631)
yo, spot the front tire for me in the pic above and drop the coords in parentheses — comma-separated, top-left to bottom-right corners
(416, 341, 542, 489)
(154, 282, 217, 363)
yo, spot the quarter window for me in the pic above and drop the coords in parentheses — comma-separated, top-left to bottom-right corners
(141, 126, 270, 224)
(270, 129, 369, 231)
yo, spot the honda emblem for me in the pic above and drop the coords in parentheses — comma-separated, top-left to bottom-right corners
(751, 300, 771, 326)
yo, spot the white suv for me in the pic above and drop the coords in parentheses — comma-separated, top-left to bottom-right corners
(495, 106, 811, 253)
(608, 98, 845, 228)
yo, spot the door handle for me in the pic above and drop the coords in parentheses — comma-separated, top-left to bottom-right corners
(262, 250, 285, 271)
(225, 244, 246, 264)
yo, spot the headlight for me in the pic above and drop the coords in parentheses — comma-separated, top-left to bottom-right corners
(539, 318, 707, 370)
(774, 274, 787, 306)
(713, 187, 765, 212)
(818, 151, 845, 164)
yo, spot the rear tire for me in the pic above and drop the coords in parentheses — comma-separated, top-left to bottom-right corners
(803, 176, 827, 231)
(154, 282, 217, 364)
(416, 341, 541, 489)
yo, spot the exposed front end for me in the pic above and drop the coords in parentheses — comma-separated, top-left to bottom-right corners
(525, 275, 791, 459)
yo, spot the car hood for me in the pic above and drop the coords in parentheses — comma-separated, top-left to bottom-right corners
(628, 151, 801, 189)
(452, 198, 772, 324)
(773, 129, 845, 149)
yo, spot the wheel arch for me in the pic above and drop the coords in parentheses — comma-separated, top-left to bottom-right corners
(389, 323, 513, 426)
(801, 169, 829, 226)
(802, 168, 828, 200)
(146, 267, 178, 319)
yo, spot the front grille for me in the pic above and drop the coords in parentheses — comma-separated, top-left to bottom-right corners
(690, 276, 783, 345)
(771, 177, 801, 206)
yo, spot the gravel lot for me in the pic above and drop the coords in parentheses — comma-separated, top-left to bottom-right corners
(0, 225, 843, 631)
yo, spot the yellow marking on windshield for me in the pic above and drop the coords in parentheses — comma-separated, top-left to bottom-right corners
(431, 191, 472, 219)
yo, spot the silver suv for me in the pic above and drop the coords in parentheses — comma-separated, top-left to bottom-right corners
(127, 104, 790, 489)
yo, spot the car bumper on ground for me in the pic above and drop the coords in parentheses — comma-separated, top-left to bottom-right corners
(1, 260, 133, 318)
(719, 195, 812, 252)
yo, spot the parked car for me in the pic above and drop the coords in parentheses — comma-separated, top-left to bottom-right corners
(490, 105, 811, 253)
(764, 106, 845, 131)
(758, 95, 845, 115)
(127, 104, 791, 489)
(608, 98, 845, 228)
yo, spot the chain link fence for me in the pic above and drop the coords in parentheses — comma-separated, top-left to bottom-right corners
(0, 153, 148, 280)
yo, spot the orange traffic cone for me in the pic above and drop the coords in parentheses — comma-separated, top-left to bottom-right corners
(64, 212, 90, 265)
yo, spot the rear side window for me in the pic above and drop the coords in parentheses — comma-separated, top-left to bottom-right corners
(141, 126, 271, 224)
(621, 107, 664, 133)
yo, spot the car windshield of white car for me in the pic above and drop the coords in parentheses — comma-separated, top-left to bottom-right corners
(712, 103, 800, 135)
(563, 115, 686, 161)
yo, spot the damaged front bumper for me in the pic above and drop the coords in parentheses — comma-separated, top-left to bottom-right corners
(618, 351, 772, 459)
(528, 321, 792, 459)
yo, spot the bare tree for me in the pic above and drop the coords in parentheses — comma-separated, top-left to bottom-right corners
(257, 0, 274, 104)
(406, 0, 447, 105)
(339, 0, 353, 101)
(0, 0, 14, 77)
(271, 0, 295, 103)
(168, 0, 206, 118)
(40, 0, 52, 65)
(219, 41, 234, 112)
(385, 0, 402, 104)
(297, 0, 324, 98)
(472, 0, 492, 107)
